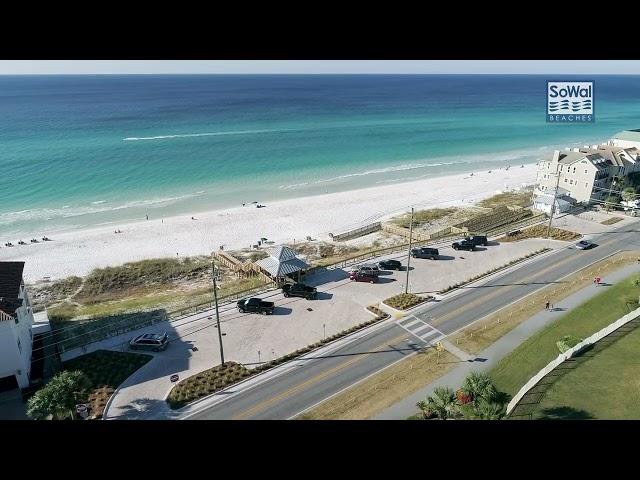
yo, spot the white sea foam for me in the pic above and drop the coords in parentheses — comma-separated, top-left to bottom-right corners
(0, 193, 205, 228)
(123, 129, 293, 141)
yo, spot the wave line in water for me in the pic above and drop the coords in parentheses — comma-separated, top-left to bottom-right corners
(123, 129, 295, 141)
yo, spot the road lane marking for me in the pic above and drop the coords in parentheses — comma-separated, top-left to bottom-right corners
(425, 236, 621, 327)
(230, 332, 411, 420)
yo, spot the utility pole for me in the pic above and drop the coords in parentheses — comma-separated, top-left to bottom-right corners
(546, 168, 561, 239)
(211, 257, 225, 366)
(405, 207, 414, 294)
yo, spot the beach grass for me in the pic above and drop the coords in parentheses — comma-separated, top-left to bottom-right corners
(477, 189, 533, 210)
(490, 272, 640, 397)
(392, 207, 458, 229)
(46, 259, 266, 326)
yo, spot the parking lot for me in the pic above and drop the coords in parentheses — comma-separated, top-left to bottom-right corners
(102, 235, 567, 418)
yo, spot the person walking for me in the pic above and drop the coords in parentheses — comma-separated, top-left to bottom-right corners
(545, 301, 550, 310)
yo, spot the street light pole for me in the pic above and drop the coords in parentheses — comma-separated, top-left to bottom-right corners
(212, 257, 225, 366)
(405, 207, 414, 294)
(546, 168, 561, 239)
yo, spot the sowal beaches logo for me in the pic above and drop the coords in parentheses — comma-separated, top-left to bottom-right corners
(547, 81, 594, 123)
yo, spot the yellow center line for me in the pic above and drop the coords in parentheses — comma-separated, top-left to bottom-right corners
(432, 235, 619, 327)
(231, 332, 410, 420)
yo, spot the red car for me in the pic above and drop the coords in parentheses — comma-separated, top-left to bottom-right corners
(349, 272, 377, 283)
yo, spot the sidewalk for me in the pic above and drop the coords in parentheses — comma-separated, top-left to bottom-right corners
(373, 261, 640, 420)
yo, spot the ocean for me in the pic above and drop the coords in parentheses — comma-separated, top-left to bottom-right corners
(1, 74, 639, 237)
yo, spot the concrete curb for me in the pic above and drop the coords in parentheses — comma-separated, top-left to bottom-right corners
(175, 311, 399, 419)
(102, 353, 155, 420)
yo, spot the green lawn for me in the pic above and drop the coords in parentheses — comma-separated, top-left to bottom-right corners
(63, 349, 152, 418)
(535, 326, 640, 419)
(490, 273, 640, 397)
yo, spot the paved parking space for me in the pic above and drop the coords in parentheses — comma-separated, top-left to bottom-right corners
(103, 236, 567, 418)
(338, 237, 567, 299)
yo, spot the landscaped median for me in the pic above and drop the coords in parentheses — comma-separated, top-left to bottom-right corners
(450, 250, 640, 356)
(382, 293, 433, 311)
(438, 248, 551, 294)
(166, 306, 390, 409)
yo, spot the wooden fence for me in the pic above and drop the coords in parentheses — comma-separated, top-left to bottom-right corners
(330, 222, 382, 242)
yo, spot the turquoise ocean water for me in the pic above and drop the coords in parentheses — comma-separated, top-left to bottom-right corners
(1, 74, 639, 237)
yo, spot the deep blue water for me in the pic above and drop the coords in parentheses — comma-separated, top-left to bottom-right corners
(1, 74, 639, 236)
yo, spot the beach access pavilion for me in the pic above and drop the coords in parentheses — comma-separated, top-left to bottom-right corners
(255, 246, 310, 284)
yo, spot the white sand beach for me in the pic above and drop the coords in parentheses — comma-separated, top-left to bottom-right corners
(0, 165, 538, 282)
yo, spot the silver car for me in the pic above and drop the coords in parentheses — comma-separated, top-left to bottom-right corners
(575, 239, 593, 250)
(130, 332, 169, 351)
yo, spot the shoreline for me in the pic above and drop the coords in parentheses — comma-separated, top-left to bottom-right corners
(0, 165, 538, 282)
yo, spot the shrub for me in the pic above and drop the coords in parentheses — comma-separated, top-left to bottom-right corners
(556, 335, 583, 353)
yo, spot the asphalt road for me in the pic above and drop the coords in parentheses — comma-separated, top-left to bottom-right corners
(187, 220, 640, 420)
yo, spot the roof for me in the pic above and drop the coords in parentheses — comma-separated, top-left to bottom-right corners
(579, 145, 639, 167)
(255, 246, 310, 277)
(613, 130, 640, 142)
(0, 262, 25, 315)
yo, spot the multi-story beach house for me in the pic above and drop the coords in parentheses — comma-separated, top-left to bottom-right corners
(608, 129, 640, 149)
(0, 262, 35, 391)
(534, 149, 615, 211)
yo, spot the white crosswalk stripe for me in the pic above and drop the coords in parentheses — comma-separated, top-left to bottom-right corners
(396, 315, 444, 344)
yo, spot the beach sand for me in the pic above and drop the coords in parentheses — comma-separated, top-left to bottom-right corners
(0, 165, 538, 282)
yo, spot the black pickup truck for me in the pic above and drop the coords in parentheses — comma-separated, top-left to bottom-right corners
(237, 298, 275, 315)
(282, 283, 317, 299)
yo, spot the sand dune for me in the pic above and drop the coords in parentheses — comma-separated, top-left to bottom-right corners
(0, 165, 537, 282)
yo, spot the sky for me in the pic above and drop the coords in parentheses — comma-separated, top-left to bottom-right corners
(1, 60, 640, 75)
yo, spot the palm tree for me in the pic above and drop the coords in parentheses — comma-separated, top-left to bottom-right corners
(461, 372, 498, 407)
(473, 400, 506, 420)
(419, 387, 457, 420)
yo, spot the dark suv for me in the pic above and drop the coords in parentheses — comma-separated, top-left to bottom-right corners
(378, 259, 402, 270)
(465, 235, 488, 246)
(410, 247, 440, 259)
(452, 239, 476, 251)
(130, 332, 169, 352)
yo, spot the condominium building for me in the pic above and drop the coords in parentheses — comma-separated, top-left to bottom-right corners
(534, 149, 615, 205)
(0, 262, 35, 391)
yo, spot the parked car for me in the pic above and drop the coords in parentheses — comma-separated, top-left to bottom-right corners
(237, 297, 275, 315)
(282, 282, 317, 299)
(130, 332, 169, 352)
(452, 239, 476, 251)
(465, 235, 488, 246)
(349, 271, 377, 283)
(351, 263, 380, 277)
(575, 239, 594, 250)
(410, 247, 440, 259)
(378, 259, 402, 270)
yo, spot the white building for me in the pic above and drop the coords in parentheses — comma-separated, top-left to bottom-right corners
(609, 129, 640, 149)
(0, 262, 35, 391)
(534, 149, 615, 205)
(532, 191, 573, 215)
